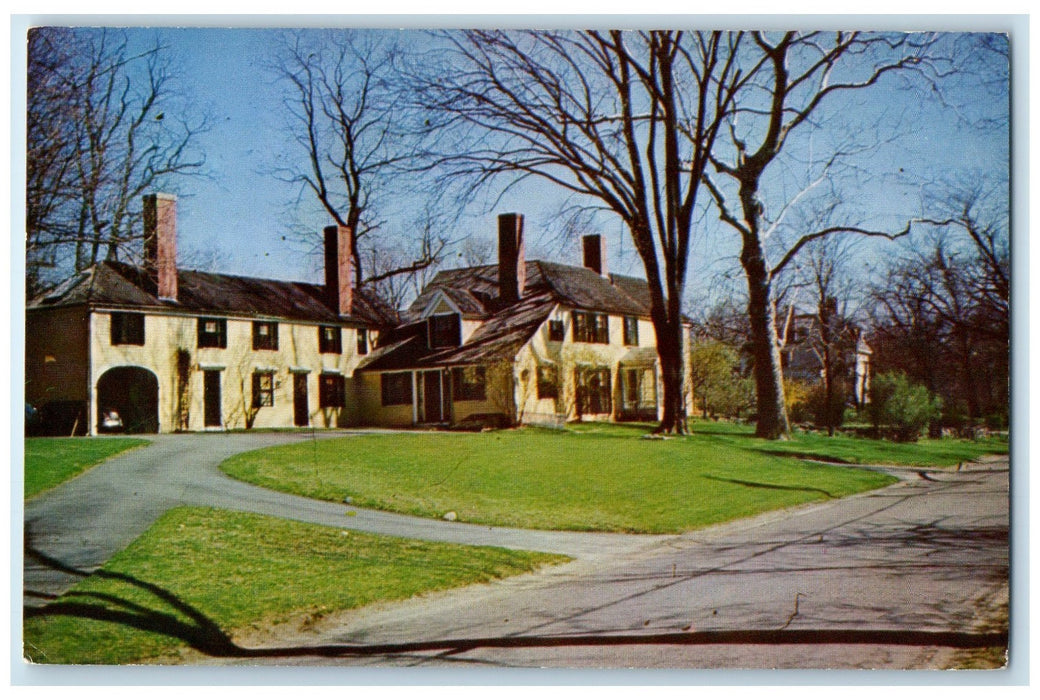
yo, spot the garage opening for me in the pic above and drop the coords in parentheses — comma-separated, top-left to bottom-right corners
(96, 367, 159, 433)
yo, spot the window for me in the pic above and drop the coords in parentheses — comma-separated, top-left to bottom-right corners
(623, 316, 639, 346)
(575, 367, 612, 415)
(572, 311, 609, 344)
(252, 372, 275, 408)
(381, 373, 413, 406)
(197, 318, 227, 348)
(428, 313, 461, 348)
(452, 366, 486, 401)
(110, 312, 144, 346)
(319, 326, 342, 354)
(537, 365, 558, 400)
(548, 320, 565, 342)
(319, 373, 346, 408)
(357, 328, 369, 355)
(252, 321, 278, 350)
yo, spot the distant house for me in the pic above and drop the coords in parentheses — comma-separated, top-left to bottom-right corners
(26, 197, 689, 434)
(781, 310, 872, 407)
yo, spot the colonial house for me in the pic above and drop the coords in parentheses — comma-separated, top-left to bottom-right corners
(26, 194, 395, 435)
(26, 196, 689, 434)
(353, 213, 690, 428)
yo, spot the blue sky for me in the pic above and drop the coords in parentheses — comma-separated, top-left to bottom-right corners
(23, 25, 1013, 306)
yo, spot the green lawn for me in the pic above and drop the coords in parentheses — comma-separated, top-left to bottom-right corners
(23, 506, 567, 665)
(24, 437, 150, 499)
(221, 423, 912, 534)
(682, 419, 1009, 467)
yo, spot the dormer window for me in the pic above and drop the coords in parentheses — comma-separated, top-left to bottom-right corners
(548, 320, 565, 342)
(428, 313, 461, 348)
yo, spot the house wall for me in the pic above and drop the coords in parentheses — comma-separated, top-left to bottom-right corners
(89, 309, 374, 433)
(355, 371, 415, 427)
(515, 306, 667, 425)
(26, 306, 91, 408)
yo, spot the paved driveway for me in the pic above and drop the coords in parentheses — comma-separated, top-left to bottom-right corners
(215, 462, 1011, 669)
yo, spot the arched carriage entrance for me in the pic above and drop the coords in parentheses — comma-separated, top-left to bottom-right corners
(96, 367, 159, 433)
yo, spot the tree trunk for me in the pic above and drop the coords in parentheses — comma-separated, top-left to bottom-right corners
(742, 236, 790, 439)
(653, 317, 687, 434)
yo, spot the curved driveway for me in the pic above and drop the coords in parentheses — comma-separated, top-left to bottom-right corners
(23, 432, 669, 607)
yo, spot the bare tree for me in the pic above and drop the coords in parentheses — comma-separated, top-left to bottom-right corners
(702, 31, 944, 438)
(797, 234, 862, 434)
(26, 27, 207, 294)
(871, 177, 1009, 428)
(271, 29, 445, 298)
(415, 30, 747, 433)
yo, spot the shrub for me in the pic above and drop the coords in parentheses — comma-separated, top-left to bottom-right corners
(868, 372, 942, 442)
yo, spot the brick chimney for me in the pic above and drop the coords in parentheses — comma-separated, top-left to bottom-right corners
(324, 224, 354, 317)
(582, 234, 608, 277)
(143, 193, 178, 301)
(498, 213, 526, 305)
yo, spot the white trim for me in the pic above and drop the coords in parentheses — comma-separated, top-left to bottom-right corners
(411, 371, 419, 424)
(289, 367, 311, 374)
(85, 305, 372, 329)
(420, 289, 462, 319)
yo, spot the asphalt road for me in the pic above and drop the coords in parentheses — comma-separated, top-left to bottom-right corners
(232, 460, 1009, 670)
(22, 434, 1009, 670)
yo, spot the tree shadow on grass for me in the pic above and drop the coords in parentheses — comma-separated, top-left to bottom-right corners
(23, 541, 1006, 664)
(703, 474, 836, 499)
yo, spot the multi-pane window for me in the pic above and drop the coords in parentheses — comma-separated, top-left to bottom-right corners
(110, 312, 145, 346)
(357, 328, 369, 355)
(537, 365, 559, 400)
(381, 373, 413, 406)
(452, 366, 486, 401)
(252, 372, 275, 408)
(197, 318, 227, 348)
(319, 373, 346, 408)
(318, 326, 342, 354)
(252, 321, 278, 350)
(575, 367, 612, 415)
(548, 320, 565, 342)
(428, 313, 461, 348)
(623, 316, 639, 346)
(572, 311, 609, 344)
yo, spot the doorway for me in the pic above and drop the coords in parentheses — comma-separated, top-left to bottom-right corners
(422, 370, 446, 423)
(203, 370, 222, 428)
(293, 373, 309, 427)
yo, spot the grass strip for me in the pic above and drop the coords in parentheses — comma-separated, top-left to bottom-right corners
(24, 437, 150, 499)
(24, 506, 568, 664)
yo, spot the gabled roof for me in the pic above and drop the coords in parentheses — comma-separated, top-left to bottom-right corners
(358, 259, 661, 372)
(28, 260, 397, 327)
(358, 292, 557, 372)
(405, 259, 651, 322)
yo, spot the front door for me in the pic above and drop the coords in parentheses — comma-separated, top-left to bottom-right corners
(293, 373, 309, 427)
(203, 370, 222, 427)
(423, 370, 443, 423)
